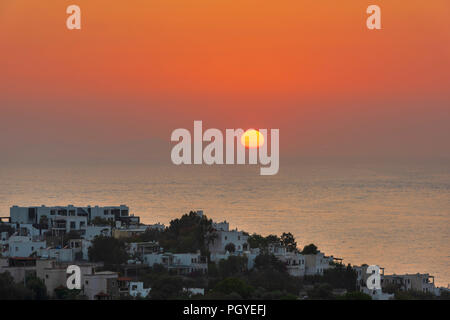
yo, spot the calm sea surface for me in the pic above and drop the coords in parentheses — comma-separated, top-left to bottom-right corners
(0, 161, 449, 286)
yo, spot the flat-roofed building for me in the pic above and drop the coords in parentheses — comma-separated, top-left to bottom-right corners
(10, 205, 134, 229)
(83, 271, 119, 300)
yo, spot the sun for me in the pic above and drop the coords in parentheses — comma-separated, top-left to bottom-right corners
(241, 129, 265, 149)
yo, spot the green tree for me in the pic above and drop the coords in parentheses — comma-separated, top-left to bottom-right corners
(247, 234, 268, 249)
(218, 256, 248, 278)
(307, 283, 334, 300)
(322, 264, 357, 291)
(90, 217, 112, 226)
(265, 234, 281, 245)
(248, 269, 302, 295)
(224, 243, 236, 253)
(301, 243, 318, 255)
(150, 276, 186, 299)
(341, 291, 372, 300)
(0, 223, 14, 236)
(25, 274, 48, 300)
(88, 236, 128, 265)
(280, 232, 297, 252)
(54, 286, 84, 300)
(254, 254, 286, 273)
(0, 272, 33, 300)
(125, 228, 162, 243)
(159, 211, 215, 254)
(394, 290, 436, 300)
(213, 278, 254, 299)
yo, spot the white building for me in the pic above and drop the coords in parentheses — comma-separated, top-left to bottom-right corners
(209, 225, 249, 254)
(267, 244, 306, 277)
(129, 281, 151, 298)
(304, 251, 337, 276)
(81, 225, 111, 241)
(69, 239, 92, 260)
(210, 248, 260, 270)
(354, 265, 394, 300)
(143, 251, 208, 275)
(7, 235, 46, 258)
(83, 271, 119, 300)
(183, 287, 205, 296)
(127, 241, 160, 260)
(382, 273, 439, 295)
(112, 225, 149, 239)
(212, 220, 229, 231)
(10, 205, 134, 228)
(0, 256, 37, 283)
(36, 260, 99, 296)
(12, 224, 43, 238)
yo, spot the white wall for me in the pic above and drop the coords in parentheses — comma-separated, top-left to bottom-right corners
(8, 236, 46, 257)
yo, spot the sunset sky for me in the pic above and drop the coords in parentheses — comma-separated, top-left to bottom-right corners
(1, 0, 449, 163)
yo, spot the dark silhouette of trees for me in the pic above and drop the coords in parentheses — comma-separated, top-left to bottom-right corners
(224, 243, 236, 253)
(301, 243, 318, 255)
(88, 236, 128, 265)
(280, 232, 297, 252)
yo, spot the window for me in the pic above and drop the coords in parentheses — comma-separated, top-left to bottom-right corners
(69, 210, 75, 216)
(28, 208, 36, 220)
(104, 210, 109, 215)
(50, 210, 56, 215)
(70, 222, 76, 229)
(16, 246, 18, 251)
(238, 236, 240, 240)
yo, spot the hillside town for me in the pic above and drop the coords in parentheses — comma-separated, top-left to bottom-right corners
(0, 205, 448, 300)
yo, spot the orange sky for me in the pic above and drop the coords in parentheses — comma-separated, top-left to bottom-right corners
(0, 0, 449, 162)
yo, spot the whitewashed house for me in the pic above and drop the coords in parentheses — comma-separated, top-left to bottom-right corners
(127, 241, 160, 260)
(210, 248, 260, 270)
(354, 265, 394, 300)
(382, 273, 439, 295)
(267, 244, 306, 277)
(183, 287, 205, 296)
(7, 235, 46, 258)
(83, 271, 119, 300)
(10, 205, 136, 230)
(143, 251, 208, 275)
(304, 251, 338, 276)
(38, 247, 75, 262)
(129, 281, 151, 298)
(68, 238, 92, 260)
(36, 259, 96, 296)
(81, 225, 111, 241)
(209, 221, 249, 254)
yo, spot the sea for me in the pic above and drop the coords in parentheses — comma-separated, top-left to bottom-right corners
(0, 160, 449, 286)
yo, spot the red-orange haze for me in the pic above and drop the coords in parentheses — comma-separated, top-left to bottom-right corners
(0, 0, 449, 163)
